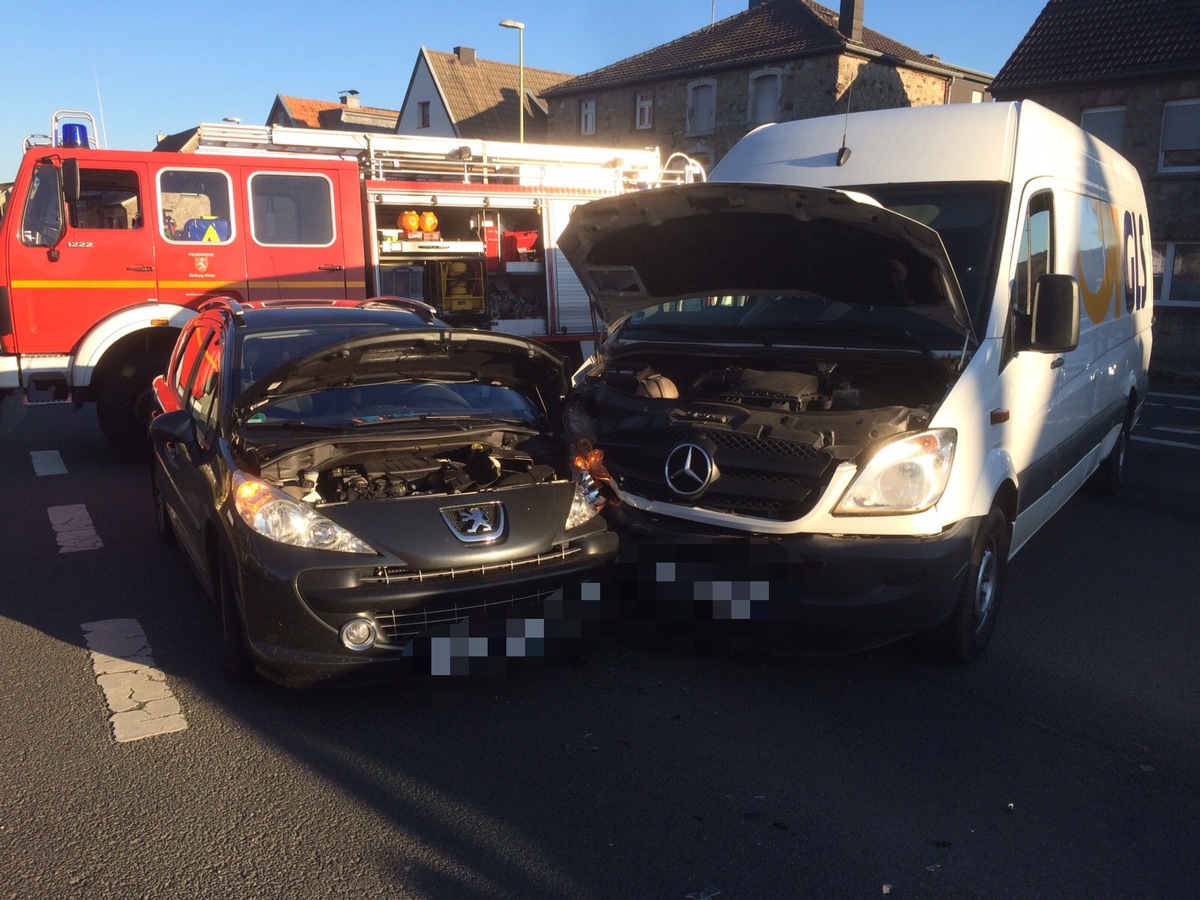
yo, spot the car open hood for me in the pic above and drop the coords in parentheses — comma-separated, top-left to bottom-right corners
(236, 328, 568, 414)
(557, 182, 974, 341)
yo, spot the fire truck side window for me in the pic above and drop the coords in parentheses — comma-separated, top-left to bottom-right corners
(159, 169, 234, 243)
(249, 173, 334, 246)
(67, 168, 142, 230)
(20, 165, 64, 246)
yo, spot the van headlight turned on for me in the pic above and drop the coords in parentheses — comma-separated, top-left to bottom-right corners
(834, 429, 956, 515)
(232, 474, 377, 554)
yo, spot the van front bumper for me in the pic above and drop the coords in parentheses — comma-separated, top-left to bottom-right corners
(605, 505, 981, 639)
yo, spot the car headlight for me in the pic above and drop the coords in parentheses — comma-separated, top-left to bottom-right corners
(564, 467, 605, 530)
(232, 474, 377, 553)
(834, 429, 956, 515)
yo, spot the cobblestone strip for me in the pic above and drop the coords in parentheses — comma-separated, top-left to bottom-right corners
(81, 619, 188, 743)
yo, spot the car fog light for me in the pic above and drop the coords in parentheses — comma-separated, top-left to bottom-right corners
(340, 619, 377, 651)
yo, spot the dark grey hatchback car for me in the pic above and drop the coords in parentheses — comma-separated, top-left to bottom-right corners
(149, 297, 617, 687)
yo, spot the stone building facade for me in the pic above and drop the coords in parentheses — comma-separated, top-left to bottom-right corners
(543, 0, 990, 172)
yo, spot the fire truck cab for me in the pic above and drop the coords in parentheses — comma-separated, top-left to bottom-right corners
(1, 112, 365, 456)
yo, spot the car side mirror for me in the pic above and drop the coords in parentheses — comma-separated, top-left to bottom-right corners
(1025, 273, 1080, 353)
(149, 408, 201, 464)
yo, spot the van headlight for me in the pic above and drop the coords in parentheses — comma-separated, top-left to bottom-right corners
(232, 474, 377, 553)
(834, 429, 956, 515)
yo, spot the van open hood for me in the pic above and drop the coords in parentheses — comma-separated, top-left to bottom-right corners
(557, 182, 974, 342)
(236, 329, 568, 415)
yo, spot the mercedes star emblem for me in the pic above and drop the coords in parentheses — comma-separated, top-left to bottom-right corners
(664, 442, 716, 497)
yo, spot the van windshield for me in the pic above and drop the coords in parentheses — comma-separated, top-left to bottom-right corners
(852, 183, 1007, 330)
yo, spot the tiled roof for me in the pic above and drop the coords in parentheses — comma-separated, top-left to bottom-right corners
(271, 95, 400, 130)
(991, 0, 1200, 93)
(423, 48, 573, 141)
(544, 0, 950, 97)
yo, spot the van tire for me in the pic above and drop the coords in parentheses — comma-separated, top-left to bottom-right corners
(216, 547, 256, 684)
(97, 356, 159, 462)
(1089, 411, 1131, 497)
(922, 506, 1009, 663)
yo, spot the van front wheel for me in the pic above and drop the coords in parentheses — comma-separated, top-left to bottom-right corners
(922, 506, 1009, 663)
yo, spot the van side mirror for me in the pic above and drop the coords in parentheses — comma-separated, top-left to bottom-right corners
(1026, 274, 1079, 353)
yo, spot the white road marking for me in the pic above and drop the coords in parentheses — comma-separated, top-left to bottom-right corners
(1154, 426, 1200, 435)
(82, 619, 187, 743)
(47, 504, 103, 553)
(1133, 435, 1200, 450)
(30, 450, 67, 476)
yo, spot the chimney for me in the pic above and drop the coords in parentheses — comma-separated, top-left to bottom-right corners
(339, 90, 361, 108)
(839, 0, 863, 42)
(455, 46, 477, 66)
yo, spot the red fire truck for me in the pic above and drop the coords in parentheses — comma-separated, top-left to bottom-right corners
(1, 110, 700, 456)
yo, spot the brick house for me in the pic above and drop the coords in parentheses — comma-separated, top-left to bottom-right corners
(990, 0, 1200, 377)
(541, 0, 991, 171)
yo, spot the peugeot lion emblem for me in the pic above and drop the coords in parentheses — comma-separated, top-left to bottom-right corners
(664, 442, 716, 498)
(440, 502, 505, 543)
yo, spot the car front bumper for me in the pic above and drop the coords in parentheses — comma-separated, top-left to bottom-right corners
(605, 503, 980, 640)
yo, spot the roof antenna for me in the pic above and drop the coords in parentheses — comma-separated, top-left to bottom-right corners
(836, 79, 853, 166)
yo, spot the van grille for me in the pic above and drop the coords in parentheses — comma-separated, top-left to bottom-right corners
(603, 426, 831, 521)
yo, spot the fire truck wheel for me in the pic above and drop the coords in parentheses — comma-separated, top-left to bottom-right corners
(97, 356, 159, 462)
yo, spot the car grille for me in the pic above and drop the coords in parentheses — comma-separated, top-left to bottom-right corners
(365, 544, 581, 585)
(603, 426, 832, 521)
(373, 587, 560, 643)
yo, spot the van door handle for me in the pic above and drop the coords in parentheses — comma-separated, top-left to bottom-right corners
(127, 265, 154, 272)
(318, 264, 343, 272)
(1050, 357, 1065, 369)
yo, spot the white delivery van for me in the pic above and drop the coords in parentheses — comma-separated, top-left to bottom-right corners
(559, 100, 1152, 660)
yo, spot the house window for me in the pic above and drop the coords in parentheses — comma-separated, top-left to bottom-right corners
(581, 99, 596, 136)
(1081, 106, 1125, 152)
(635, 91, 653, 130)
(1154, 242, 1200, 305)
(686, 79, 716, 137)
(748, 69, 781, 127)
(418, 101, 430, 129)
(1160, 99, 1200, 172)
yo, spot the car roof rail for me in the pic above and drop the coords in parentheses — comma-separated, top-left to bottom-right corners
(361, 295, 439, 323)
(197, 295, 246, 326)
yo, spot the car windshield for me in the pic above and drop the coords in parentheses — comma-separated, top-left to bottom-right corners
(851, 183, 1007, 330)
(620, 291, 967, 352)
(245, 380, 538, 427)
(238, 326, 399, 394)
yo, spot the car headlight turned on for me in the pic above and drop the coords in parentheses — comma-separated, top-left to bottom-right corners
(232, 474, 377, 553)
(834, 429, 956, 515)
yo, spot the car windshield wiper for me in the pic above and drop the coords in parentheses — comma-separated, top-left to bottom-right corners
(241, 417, 345, 430)
(349, 413, 537, 428)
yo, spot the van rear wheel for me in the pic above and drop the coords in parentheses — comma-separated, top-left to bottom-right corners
(1089, 411, 1131, 497)
(922, 506, 1009, 663)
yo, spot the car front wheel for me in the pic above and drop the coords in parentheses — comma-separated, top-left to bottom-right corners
(216, 547, 256, 683)
(921, 506, 1009, 663)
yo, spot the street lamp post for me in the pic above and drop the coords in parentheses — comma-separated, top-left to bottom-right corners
(499, 19, 525, 143)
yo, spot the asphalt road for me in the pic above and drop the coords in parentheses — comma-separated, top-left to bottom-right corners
(1, 388, 1198, 899)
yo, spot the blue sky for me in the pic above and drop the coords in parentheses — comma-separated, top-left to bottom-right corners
(1, 0, 1045, 178)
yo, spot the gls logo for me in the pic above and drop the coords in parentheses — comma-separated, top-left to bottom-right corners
(1123, 211, 1149, 314)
